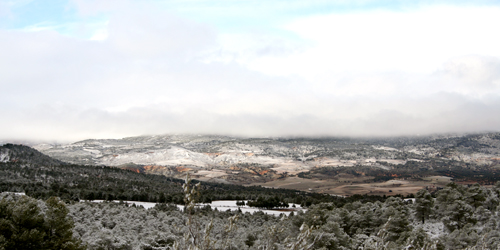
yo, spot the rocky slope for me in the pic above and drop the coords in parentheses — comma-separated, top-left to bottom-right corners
(30, 133, 500, 183)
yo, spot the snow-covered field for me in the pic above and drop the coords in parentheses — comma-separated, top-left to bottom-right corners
(201, 200, 305, 216)
(88, 200, 305, 216)
(89, 200, 158, 209)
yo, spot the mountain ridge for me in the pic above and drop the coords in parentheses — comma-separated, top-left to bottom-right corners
(0, 143, 65, 167)
(28, 133, 500, 194)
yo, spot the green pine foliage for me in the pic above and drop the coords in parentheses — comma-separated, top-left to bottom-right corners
(0, 194, 85, 250)
(4, 182, 500, 249)
(415, 189, 434, 224)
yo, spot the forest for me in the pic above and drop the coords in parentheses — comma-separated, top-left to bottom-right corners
(3, 181, 500, 249)
(2, 143, 500, 249)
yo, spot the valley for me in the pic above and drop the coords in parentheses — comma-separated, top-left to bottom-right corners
(33, 132, 500, 196)
(3, 134, 500, 249)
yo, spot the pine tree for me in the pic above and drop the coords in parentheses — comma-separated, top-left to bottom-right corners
(415, 189, 434, 224)
(44, 197, 86, 250)
(0, 194, 86, 250)
(0, 195, 45, 249)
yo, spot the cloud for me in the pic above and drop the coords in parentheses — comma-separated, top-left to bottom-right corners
(437, 55, 500, 93)
(1, 2, 500, 142)
(237, 5, 500, 80)
(2, 89, 499, 142)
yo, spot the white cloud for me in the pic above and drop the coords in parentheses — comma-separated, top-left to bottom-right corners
(4, 91, 499, 142)
(437, 55, 500, 94)
(89, 27, 108, 40)
(1, 2, 500, 141)
(235, 6, 500, 79)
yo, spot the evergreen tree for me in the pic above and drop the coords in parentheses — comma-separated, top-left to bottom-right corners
(0, 194, 86, 250)
(436, 183, 476, 231)
(466, 184, 487, 208)
(415, 189, 433, 224)
(44, 197, 85, 250)
(0, 195, 45, 249)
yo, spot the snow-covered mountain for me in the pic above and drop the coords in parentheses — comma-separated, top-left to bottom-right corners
(32, 133, 500, 183)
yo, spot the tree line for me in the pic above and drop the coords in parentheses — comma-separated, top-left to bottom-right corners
(3, 181, 500, 249)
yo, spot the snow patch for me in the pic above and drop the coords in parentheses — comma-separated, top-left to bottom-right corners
(421, 221, 445, 239)
(376, 159, 406, 165)
(0, 152, 9, 162)
(87, 200, 305, 216)
(373, 146, 400, 151)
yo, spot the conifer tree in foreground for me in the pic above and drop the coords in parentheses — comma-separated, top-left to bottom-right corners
(0, 194, 86, 250)
(415, 189, 434, 224)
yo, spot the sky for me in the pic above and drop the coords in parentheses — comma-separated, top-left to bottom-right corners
(1, 0, 500, 142)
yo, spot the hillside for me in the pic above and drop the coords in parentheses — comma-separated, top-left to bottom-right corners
(0, 144, 364, 206)
(1, 143, 64, 167)
(33, 133, 500, 196)
(34, 133, 500, 168)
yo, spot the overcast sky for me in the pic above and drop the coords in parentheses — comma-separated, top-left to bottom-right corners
(1, 0, 500, 142)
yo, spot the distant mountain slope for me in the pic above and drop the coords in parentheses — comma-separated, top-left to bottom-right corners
(0, 143, 183, 201)
(0, 144, 350, 206)
(28, 133, 500, 191)
(35, 133, 500, 170)
(0, 143, 64, 166)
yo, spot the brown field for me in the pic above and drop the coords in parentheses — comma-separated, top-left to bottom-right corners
(247, 176, 453, 197)
(329, 180, 428, 196)
(421, 176, 454, 185)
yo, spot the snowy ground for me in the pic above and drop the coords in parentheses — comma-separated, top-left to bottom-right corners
(87, 200, 305, 216)
(420, 221, 445, 239)
(201, 200, 305, 216)
(89, 200, 158, 209)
